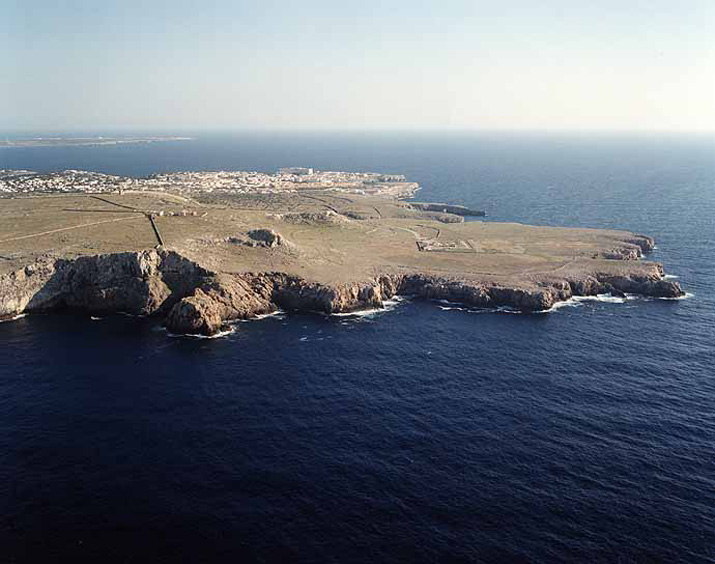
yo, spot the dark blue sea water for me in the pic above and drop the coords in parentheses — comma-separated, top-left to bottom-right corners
(1, 133, 714, 563)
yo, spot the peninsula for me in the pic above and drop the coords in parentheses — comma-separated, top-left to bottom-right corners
(0, 168, 683, 335)
(0, 136, 192, 148)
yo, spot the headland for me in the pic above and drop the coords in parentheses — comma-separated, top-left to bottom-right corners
(0, 136, 192, 148)
(0, 168, 684, 335)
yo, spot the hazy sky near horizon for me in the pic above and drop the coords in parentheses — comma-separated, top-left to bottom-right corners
(2, 0, 714, 132)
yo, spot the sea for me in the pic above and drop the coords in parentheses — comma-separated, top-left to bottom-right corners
(1, 132, 714, 563)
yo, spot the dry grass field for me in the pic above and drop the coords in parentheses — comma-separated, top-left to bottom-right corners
(0, 191, 657, 287)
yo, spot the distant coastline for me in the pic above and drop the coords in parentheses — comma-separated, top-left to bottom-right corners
(0, 136, 193, 148)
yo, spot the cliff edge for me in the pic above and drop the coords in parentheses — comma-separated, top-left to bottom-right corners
(0, 248, 683, 336)
(0, 190, 685, 334)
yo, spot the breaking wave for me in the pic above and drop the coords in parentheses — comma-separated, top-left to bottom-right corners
(167, 326, 236, 339)
(659, 292, 694, 301)
(329, 295, 408, 319)
(0, 313, 27, 323)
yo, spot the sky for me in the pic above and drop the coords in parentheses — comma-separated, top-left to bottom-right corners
(2, 0, 714, 132)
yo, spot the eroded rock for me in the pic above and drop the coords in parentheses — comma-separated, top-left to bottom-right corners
(0, 246, 685, 335)
(247, 228, 286, 248)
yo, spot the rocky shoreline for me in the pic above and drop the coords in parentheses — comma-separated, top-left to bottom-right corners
(0, 248, 684, 336)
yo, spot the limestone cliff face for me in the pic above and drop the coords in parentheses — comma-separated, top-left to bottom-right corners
(592, 235, 655, 261)
(0, 249, 208, 318)
(0, 248, 684, 336)
(163, 273, 402, 335)
(165, 275, 275, 335)
(0, 257, 60, 317)
(267, 274, 399, 314)
(399, 275, 555, 310)
(164, 269, 682, 335)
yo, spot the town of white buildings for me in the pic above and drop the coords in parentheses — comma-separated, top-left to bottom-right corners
(0, 168, 419, 198)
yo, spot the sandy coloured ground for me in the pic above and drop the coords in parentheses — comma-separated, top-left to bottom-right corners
(0, 191, 659, 287)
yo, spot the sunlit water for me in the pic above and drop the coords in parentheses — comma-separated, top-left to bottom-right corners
(1, 133, 714, 563)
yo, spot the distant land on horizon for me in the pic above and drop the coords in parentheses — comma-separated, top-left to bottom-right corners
(0, 136, 193, 148)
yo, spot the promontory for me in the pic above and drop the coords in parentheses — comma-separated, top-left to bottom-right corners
(0, 168, 684, 335)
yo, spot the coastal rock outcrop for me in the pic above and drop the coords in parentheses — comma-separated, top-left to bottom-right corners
(399, 275, 555, 310)
(165, 275, 275, 335)
(596, 274, 683, 298)
(0, 247, 685, 336)
(0, 249, 209, 319)
(163, 274, 400, 334)
(0, 257, 61, 316)
(163, 267, 683, 335)
(592, 236, 655, 260)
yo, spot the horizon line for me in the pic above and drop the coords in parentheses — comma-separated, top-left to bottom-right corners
(2, 127, 715, 137)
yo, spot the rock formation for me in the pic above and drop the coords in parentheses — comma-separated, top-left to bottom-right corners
(0, 247, 684, 336)
(247, 228, 286, 248)
(0, 250, 207, 319)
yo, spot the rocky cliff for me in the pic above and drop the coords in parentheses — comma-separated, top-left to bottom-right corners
(0, 248, 684, 336)
(0, 250, 208, 318)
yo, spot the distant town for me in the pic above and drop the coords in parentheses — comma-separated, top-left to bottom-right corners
(0, 167, 420, 198)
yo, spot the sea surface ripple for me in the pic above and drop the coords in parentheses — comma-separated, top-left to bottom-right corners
(1, 133, 714, 563)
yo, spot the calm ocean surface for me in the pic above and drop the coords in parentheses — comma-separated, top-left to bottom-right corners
(1, 133, 714, 563)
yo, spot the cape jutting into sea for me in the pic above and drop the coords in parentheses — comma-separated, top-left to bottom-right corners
(1, 132, 713, 563)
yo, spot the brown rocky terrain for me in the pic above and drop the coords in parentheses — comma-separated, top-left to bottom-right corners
(0, 190, 683, 335)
